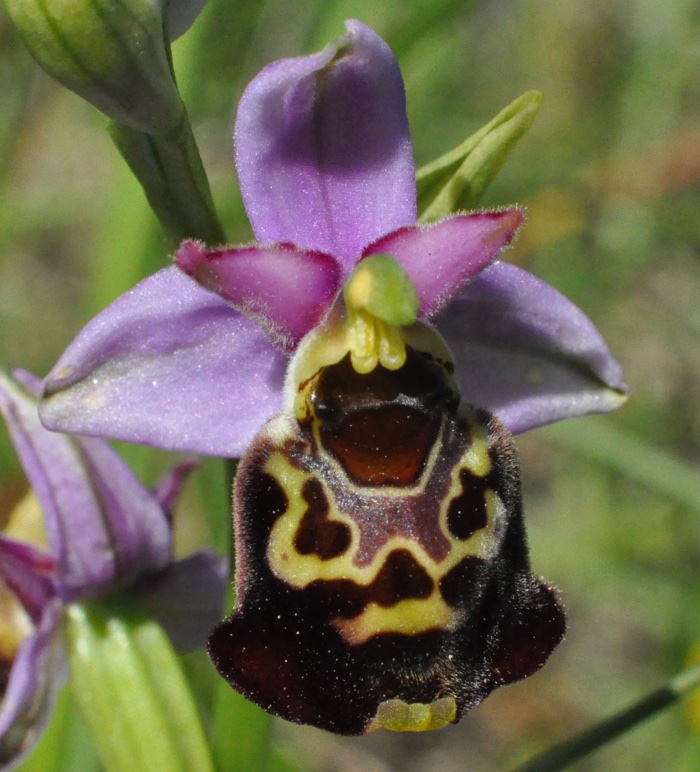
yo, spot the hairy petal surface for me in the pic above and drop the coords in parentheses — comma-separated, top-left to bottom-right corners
(364, 210, 523, 319)
(209, 335, 565, 735)
(0, 598, 65, 768)
(235, 19, 416, 266)
(40, 267, 286, 458)
(1, 373, 172, 601)
(438, 261, 627, 434)
(175, 240, 341, 350)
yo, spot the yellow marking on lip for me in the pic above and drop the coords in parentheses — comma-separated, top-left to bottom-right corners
(438, 460, 502, 559)
(369, 696, 457, 733)
(331, 591, 458, 645)
(265, 451, 505, 594)
(462, 424, 492, 477)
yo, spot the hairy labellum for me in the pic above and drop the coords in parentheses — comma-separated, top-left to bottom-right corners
(208, 310, 565, 735)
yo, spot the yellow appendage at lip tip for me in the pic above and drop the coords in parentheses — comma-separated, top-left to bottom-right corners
(369, 696, 457, 732)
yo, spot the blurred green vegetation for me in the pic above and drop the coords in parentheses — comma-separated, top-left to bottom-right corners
(1, 0, 699, 769)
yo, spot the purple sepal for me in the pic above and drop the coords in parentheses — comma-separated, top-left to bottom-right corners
(0, 599, 66, 770)
(1, 372, 172, 602)
(62, 436, 173, 599)
(175, 240, 342, 350)
(364, 209, 524, 319)
(235, 19, 416, 266)
(40, 267, 286, 457)
(0, 537, 55, 623)
(0, 371, 226, 764)
(130, 550, 228, 652)
(153, 459, 198, 524)
(438, 261, 628, 433)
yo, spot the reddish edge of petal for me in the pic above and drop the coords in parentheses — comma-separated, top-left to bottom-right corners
(175, 240, 341, 351)
(364, 209, 524, 320)
(0, 537, 56, 624)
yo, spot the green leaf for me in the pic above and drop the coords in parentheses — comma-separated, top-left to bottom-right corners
(19, 687, 100, 772)
(416, 90, 542, 221)
(65, 602, 214, 772)
(544, 418, 700, 514)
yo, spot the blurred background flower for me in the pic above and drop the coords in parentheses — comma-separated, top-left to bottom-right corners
(0, 371, 226, 767)
(1, 0, 699, 769)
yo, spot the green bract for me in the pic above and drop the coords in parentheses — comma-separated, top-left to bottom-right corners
(416, 90, 543, 221)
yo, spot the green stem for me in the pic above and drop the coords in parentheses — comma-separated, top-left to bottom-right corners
(515, 663, 700, 771)
(109, 112, 226, 246)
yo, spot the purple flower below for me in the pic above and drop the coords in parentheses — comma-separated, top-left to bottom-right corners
(0, 371, 226, 767)
(38, 20, 626, 458)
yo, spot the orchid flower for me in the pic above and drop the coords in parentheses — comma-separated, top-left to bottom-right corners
(0, 371, 226, 766)
(38, 20, 626, 736)
(38, 24, 626, 457)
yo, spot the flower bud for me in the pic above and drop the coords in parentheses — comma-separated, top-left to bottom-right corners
(2, 0, 185, 134)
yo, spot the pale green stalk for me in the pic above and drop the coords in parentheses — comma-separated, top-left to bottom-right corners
(109, 116, 226, 246)
(515, 664, 700, 771)
(65, 603, 215, 772)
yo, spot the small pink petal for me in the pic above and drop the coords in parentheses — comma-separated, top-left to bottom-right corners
(175, 240, 341, 351)
(364, 209, 524, 320)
